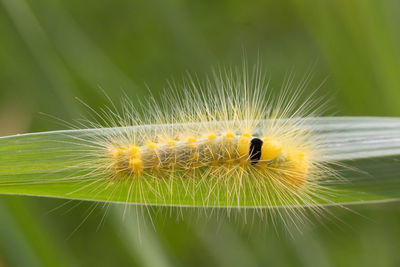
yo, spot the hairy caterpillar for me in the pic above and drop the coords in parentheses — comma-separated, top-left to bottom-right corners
(62, 64, 338, 219)
(0, 63, 342, 232)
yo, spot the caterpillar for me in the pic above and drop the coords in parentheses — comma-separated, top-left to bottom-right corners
(65, 64, 338, 220)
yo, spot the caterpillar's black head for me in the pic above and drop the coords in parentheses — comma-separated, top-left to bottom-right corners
(249, 138, 263, 164)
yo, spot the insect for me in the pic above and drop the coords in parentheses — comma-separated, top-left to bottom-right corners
(65, 63, 337, 219)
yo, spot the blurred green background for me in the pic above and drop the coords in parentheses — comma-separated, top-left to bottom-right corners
(1, 0, 400, 266)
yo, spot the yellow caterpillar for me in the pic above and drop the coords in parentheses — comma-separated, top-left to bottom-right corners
(71, 65, 336, 216)
(110, 130, 308, 189)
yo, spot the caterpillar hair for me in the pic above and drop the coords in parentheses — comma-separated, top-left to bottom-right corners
(34, 63, 343, 231)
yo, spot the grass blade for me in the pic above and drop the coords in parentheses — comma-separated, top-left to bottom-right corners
(0, 117, 399, 207)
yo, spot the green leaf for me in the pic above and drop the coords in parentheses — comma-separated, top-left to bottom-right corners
(0, 117, 399, 207)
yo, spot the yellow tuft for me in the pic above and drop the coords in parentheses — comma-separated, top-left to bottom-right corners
(286, 151, 309, 187)
(111, 148, 123, 158)
(128, 145, 140, 155)
(225, 132, 235, 138)
(167, 139, 176, 146)
(242, 132, 251, 138)
(261, 138, 282, 161)
(237, 135, 250, 158)
(187, 137, 197, 142)
(208, 134, 217, 140)
(146, 140, 157, 149)
(129, 158, 144, 174)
